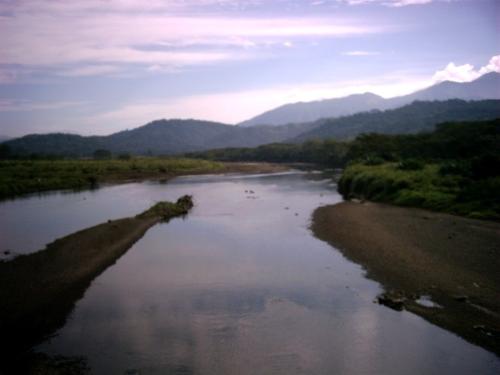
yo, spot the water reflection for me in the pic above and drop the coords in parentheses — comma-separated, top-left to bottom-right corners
(9, 172, 498, 374)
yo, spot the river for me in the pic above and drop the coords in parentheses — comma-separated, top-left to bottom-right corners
(1, 171, 498, 374)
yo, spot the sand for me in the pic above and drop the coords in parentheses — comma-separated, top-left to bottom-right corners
(312, 201, 500, 355)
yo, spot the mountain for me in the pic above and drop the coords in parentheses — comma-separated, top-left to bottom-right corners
(240, 72, 500, 127)
(238, 93, 386, 127)
(3, 119, 316, 157)
(4, 100, 499, 157)
(391, 72, 500, 105)
(292, 99, 500, 142)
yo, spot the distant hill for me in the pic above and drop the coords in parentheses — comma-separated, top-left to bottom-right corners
(292, 99, 500, 142)
(238, 93, 386, 127)
(3, 119, 316, 157)
(240, 72, 500, 127)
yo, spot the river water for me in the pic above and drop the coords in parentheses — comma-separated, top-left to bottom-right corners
(1, 171, 499, 374)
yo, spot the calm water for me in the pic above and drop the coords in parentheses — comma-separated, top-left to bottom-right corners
(2, 172, 499, 374)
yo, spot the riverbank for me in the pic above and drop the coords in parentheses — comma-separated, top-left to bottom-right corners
(0, 158, 289, 200)
(312, 201, 500, 355)
(0, 196, 193, 373)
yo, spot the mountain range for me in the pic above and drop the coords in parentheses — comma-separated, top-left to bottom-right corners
(3, 99, 500, 157)
(239, 72, 500, 127)
(2, 72, 499, 157)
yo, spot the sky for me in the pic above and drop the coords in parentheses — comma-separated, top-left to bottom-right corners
(0, 0, 498, 137)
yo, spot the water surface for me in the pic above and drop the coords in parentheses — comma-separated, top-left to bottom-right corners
(2, 172, 498, 374)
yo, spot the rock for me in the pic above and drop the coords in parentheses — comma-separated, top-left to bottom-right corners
(453, 295, 468, 302)
(377, 292, 406, 311)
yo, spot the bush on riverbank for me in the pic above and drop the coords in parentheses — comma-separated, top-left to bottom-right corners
(338, 163, 500, 220)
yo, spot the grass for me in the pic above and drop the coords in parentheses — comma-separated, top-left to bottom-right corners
(338, 162, 500, 220)
(0, 157, 224, 199)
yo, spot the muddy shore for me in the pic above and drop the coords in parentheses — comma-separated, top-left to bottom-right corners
(0, 196, 193, 373)
(312, 201, 500, 355)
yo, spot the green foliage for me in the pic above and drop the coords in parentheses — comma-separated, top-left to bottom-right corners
(0, 158, 223, 199)
(137, 195, 194, 220)
(188, 139, 349, 167)
(339, 163, 500, 221)
(117, 152, 131, 160)
(397, 159, 424, 171)
(93, 149, 112, 160)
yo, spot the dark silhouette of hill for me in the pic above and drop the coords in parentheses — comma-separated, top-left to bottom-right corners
(3, 119, 315, 157)
(292, 99, 500, 142)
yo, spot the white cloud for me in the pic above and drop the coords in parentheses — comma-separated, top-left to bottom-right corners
(341, 50, 380, 56)
(341, 0, 434, 6)
(432, 55, 500, 83)
(387, 0, 433, 6)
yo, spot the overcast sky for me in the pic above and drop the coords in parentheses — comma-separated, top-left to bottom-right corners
(0, 0, 498, 137)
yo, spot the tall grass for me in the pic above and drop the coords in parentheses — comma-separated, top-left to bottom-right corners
(0, 158, 224, 199)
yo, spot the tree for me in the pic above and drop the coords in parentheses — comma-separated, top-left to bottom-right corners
(93, 149, 111, 160)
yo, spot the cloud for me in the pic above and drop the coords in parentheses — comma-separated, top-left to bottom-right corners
(0, 99, 85, 112)
(341, 50, 380, 56)
(58, 65, 123, 77)
(386, 0, 433, 6)
(432, 55, 500, 83)
(0, 1, 390, 73)
(0, 69, 17, 84)
(341, 0, 434, 6)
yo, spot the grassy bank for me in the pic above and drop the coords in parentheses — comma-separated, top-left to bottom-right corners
(0, 196, 193, 373)
(338, 162, 500, 220)
(0, 158, 224, 200)
(0, 158, 291, 200)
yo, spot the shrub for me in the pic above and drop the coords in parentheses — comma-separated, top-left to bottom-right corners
(397, 159, 424, 171)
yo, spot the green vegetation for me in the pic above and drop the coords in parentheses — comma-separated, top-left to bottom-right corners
(188, 139, 349, 167)
(137, 195, 194, 220)
(338, 163, 499, 220)
(338, 119, 500, 220)
(0, 158, 223, 200)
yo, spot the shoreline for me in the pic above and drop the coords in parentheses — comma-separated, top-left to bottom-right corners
(0, 196, 193, 372)
(311, 201, 500, 355)
(0, 161, 290, 202)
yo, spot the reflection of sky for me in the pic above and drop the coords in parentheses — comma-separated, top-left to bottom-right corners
(0, 171, 334, 254)
(33, 172, 500, 374)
